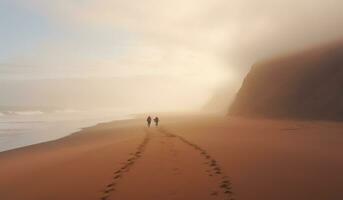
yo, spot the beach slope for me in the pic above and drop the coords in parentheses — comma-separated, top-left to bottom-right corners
(1, 116, 343, 200)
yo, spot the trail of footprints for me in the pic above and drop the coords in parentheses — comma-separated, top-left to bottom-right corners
(100, 130, 151, 200)
(100, 127, 234, 200)
(159, 128, 235, 200)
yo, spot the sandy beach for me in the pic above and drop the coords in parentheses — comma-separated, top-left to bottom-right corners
(1, 116, 343, 200)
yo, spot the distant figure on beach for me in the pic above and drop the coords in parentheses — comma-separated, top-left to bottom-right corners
(153, 117, 159, 126)
(147, 116, 152, 127)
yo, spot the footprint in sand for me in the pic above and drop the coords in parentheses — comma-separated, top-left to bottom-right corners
(107, 183, 115, 187)
(113, 175, 121, 179)
(99, 130, 151, 200)
(105, 188, 115, 193)
(158, 127, 234, 199)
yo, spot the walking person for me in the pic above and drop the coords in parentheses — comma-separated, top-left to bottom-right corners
(147, 116, 152, 127)
(153, 117, 159, 127)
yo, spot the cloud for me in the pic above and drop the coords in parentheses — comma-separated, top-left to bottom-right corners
(18, 0, 343, 74)
(2, 0, 343, 110)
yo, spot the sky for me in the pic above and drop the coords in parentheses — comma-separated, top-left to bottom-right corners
(0, 0, 343, 112)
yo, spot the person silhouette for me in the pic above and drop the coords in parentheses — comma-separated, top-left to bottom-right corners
(147, 116, 152, 127)
(153, 117, 159, 126)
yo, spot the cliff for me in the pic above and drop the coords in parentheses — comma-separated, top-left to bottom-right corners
(229, 41, 343, 120)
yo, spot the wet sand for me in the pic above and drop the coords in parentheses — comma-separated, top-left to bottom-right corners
(0, 116, 343, 200)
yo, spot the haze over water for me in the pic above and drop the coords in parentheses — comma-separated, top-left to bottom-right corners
(0, 109, 132, 152)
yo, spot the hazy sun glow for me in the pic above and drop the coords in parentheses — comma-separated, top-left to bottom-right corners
(1, 0, 342, 112)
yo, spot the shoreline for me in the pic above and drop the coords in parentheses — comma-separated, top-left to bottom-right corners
(1, 116, 343, 200)
(0, 115, 135, 153)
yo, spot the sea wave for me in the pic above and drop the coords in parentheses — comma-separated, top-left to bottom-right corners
(0, 110, 132, 152)
(54, 109, 80, 114)
(1, 111, 45, 116)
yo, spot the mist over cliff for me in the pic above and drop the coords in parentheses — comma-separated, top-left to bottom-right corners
(229, 41, 343, 120)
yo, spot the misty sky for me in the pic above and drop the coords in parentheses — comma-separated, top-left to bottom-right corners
(1, 0, 342, 111)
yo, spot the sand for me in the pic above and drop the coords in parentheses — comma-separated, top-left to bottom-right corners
(1, 116, 343, 200)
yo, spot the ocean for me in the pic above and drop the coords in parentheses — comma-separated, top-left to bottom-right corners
(0, 109, 132, 152)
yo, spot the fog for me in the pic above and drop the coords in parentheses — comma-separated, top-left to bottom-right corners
(0, 77, 213, 112)
(0, 0, 343, 112)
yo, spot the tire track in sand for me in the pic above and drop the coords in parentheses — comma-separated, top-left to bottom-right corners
(100, 129, 151, 200)
(158, 127, 235, 200)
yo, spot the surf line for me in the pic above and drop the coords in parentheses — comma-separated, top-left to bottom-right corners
(158, 127, 235, 200)
(100, 129, 151, 200)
